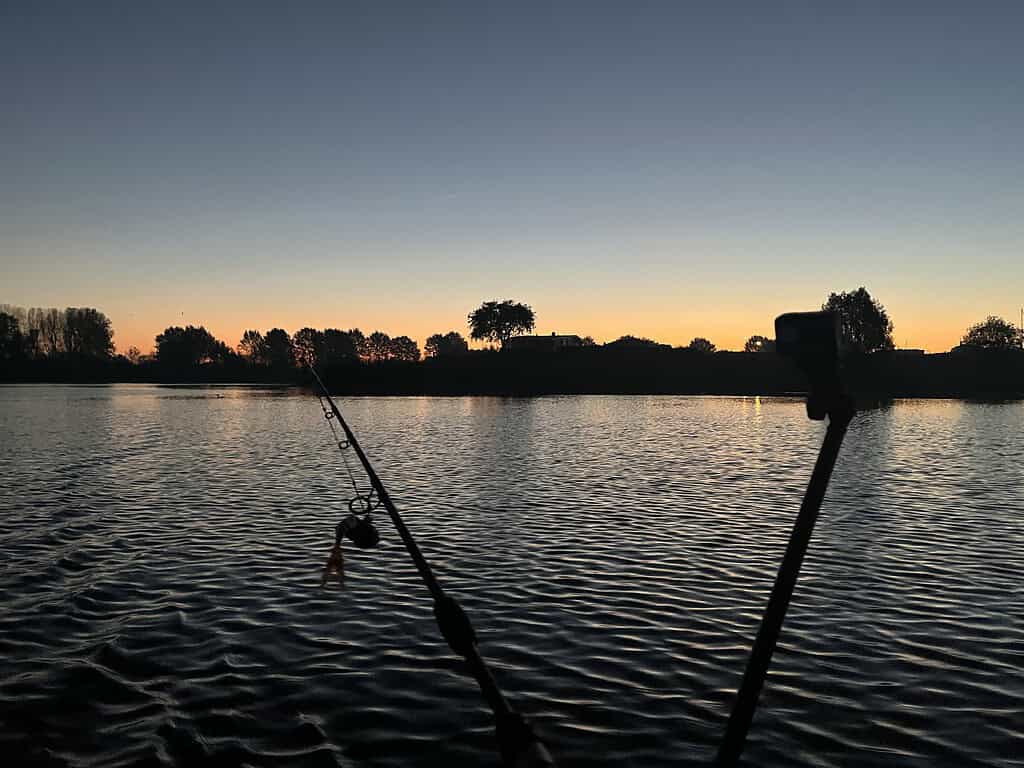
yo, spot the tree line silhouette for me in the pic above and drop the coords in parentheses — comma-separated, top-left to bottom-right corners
(0, 305, 115, 359)
(2, 290, 1022, 397)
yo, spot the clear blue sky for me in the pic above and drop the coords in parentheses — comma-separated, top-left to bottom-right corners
(3, 1, 1022, 351)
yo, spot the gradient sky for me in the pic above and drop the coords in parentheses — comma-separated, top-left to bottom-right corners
(3, 1, 1023, 353)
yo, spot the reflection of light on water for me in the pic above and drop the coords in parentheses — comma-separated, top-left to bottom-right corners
(5, 391, 1022, 768)
(741, 395, 763, 420)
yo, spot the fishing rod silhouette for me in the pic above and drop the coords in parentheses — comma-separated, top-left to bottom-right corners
(310, 310, 853, 767)
(309, 366, 555, 768)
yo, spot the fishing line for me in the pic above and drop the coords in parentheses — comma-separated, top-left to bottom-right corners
(317, 394, 379, 514)
(315, 393, 380, 586)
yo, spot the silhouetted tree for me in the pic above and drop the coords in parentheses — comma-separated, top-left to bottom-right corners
(468, 299, 535, 348)
(157, 326, 230, 367)
(238, 330, 268, 363)
(293, 327, 324, 368)
(264, 328, 294, 368)
(347, 328, 368, 360)
(823, 287, 894, 353)
(744, 335, 776, 353)
(960, 316, 1023, 350)
(38, 308, 64, 355)
(1, 305, 96, 358)
(0, 313, 24, 361)
(62, 308, 114, 357)
(0, 305, 23, 322)
(0, 306, 29, 354)
(389, 335, 420, 362)
(689, 337, 716, 354)
(125, 346, 142, 364)
(581, 336, 597, 347)
(23, 308, 43, 356)
(425, 331, 469, 358)
(604, 335, 667, 350)
(366, 331, 392, 362)
(4, 306, 64, 356)
(22, 328, 41, 359)
(322, 329, 360, 365)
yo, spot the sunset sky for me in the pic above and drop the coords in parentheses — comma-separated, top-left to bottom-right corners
(3, 2, 1023, 354)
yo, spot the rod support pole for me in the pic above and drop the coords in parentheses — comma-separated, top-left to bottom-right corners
(716, 398, 854, 767)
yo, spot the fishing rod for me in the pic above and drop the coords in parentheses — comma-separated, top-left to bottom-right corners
(715, 311, 856, 767)
(309, 367, 556, 768)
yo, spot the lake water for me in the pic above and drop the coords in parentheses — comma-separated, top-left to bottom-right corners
(1, 386, 1021, 767)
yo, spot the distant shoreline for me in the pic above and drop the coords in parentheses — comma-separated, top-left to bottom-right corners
(3, 382, 1021, 405)
(3, 347, 1022, 401)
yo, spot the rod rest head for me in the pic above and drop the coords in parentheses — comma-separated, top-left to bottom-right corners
(775, 311, 854, 422)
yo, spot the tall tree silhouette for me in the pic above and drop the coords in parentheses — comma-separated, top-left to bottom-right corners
(293, 327, 324, 368)
(960, 316, 1023, 349)
(0, 313, 24, 361)
(425, 331, 469, 358)
(347, 328, 368, 360)
(366, 331, 392, 362)
(264, 328, 294, 368)
(322, 329, 360, 365)
(63, 308, 114, 357)
(468, 299, 535, 348)
(389, 335, 420, 362)
(238, 330, 268, 363)
(823, 287, 894, 352)
(39, 308, 64, 355)
(157, 326, 230, 367)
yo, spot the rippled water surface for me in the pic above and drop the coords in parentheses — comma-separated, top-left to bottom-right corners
(1, 386, 1022, 767)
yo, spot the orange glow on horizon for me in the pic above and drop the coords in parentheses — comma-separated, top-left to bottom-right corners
(109, 302, 987, 357)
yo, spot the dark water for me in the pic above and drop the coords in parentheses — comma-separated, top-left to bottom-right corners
(1, 386, 1021, 767)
